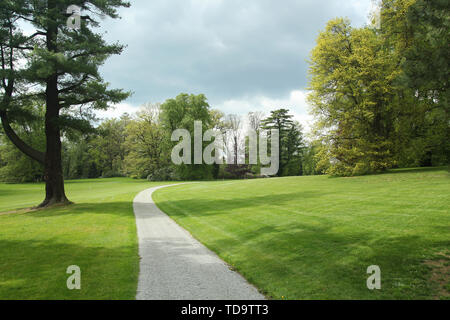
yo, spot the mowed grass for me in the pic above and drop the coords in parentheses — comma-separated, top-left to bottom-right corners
(0, 178, 168, 300)
(153, 168, 450, 300)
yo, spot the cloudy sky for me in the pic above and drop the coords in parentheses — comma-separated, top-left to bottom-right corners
(96, 0, 373, 130)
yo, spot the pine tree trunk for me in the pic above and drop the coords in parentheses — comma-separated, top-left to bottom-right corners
(38, 75, 71, 208)
(38, 113, 70, 207)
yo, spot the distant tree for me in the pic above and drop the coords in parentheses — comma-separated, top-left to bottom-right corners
(243, 112, 265, 175)
(62, 135, 100, 179)
(248, 111, 264, 133)
(208, 109, 225, 179)
(124, 104, 165, 179)
(210, 109, 226, 131)
(90, 116, 129, 177)
(301, 142, 322, 176)
(0, 0, 130, 207)
(224, 114, 243, 165)
(284, 121, 305, 176)
(221, 113, 253, 179)
(261, 109, 294, 176)
(159, 93, 215, 180)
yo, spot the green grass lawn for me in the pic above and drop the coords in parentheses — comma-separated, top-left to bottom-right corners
(153, 167, 450, 300)
(0, 178, 168, 300)
(1, 168, 448, 300)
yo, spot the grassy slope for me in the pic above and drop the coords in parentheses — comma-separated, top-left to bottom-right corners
(153, 168, 450, 300)
(0, 178, 168, 300)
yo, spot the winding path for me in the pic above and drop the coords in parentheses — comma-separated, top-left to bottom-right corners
(133, 185, 265, 300)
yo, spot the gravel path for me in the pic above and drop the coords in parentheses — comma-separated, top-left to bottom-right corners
(133, 185, 265, 300)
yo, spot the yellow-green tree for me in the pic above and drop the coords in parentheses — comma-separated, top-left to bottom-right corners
(124, 104, 166, 179)
(308, 18, 401, 176)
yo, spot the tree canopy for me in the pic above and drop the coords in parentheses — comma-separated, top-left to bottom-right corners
(307, 0, 449, 176)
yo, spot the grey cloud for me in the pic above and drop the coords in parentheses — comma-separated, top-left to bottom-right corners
(98, 0, 370, 108)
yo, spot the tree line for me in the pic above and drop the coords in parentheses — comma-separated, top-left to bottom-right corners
(1, 94, 313, 182)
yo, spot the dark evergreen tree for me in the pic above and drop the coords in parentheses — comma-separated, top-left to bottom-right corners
(261, 109, 294, 176)
(0, 0, 130, 206)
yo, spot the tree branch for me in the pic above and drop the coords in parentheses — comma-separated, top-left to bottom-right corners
(26, 31, 47, 41)
(0, 110, 45, 164)
(58, 74, 90, 94)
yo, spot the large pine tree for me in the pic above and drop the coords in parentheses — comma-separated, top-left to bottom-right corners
(0, 0, 130, 207)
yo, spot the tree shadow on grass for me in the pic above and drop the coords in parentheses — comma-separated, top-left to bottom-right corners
(0, 239, 138, 300)
(25, 201, 136, 218)
(64, 178, 149, 185)
(153, 182, 450, 299)
(4, 190, 448, 299)
(385, 167, 448, 175)
(202, 220, 450, 299)
(151, 185, 450, 298)
(17, 189, 331, 219)
(9, 188, 327, 219)
(0, 189, 33, 197)
(324, 166, 448, 180)
(154, 190, 334, 218)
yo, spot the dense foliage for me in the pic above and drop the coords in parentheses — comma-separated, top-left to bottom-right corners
(308, 0, 449, 176)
